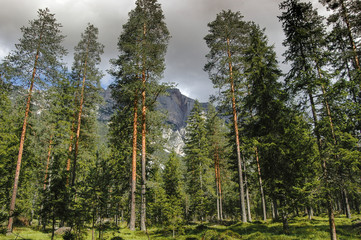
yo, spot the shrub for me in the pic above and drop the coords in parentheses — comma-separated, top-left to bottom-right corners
(203, 230, 219, 240)
(62, 230, 75, 240)
(110, 237, 124, 240)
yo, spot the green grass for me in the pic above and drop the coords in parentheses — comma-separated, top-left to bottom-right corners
(1, 215, 360, 240)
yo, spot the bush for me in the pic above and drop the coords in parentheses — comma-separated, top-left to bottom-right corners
(0, 228, 7, 235)
(203, 230, 219, 240)
(195, 224, 208, 231)
(219, 230, 241, 239)
(62, 230, 75, 240)
(13, 216, 30, 226)
(110, 237, 124, 240)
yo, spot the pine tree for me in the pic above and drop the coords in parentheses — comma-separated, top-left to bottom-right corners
(319, 0, 360, 72)
(2, 8, 67, 232)
(242, 23, 284, 221)
(0, 67, 20, 222)
(69, 23, 104, 187)
(163, 151, 184, 237)
(204, 10, 250, 222)
(110, 0, 169, 231)
(184, 101, 213, 221)
(279, 0, 338, 238)
(206, 104, 229, 221)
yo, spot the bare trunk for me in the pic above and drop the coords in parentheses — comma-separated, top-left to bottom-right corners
(217, 150, 223, 220)
(255, 147, 267, 221)
(72, 36, 90, 186)
(92, 210, 95, 240)
(308, 91, 337, 240)
(282, 209, 289, 234)
(66, 109, 77, 185)
(272, 198, 279, 220)
(244, 159, 252, 222)
(51, 212, 55, 240)
(129, 93, 138, 231)
(214, 146, 220, 221)
(227, 37, 247, 223)
(140, 72, 147, 231)
(7, 43, 40, 233)
(307, 206, 313, 220)
(43, 136, 53, 190)
(344, 189, 351, 219)
(140, 22, 147, 232)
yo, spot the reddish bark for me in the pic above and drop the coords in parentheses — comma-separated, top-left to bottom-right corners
(7, 47, 40, 233)
(72, 43, 89, 187)
(227, 37, 247, 223)
(129, 92, 139, 231)
(140, 72, 147, 231)
(140, 22, 147, 232)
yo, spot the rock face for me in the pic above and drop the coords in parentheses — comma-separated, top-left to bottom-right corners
(99, 88, 208, 130)
(162, 127, 186, 156)
(99, 87, 208, 155)
(157, 88, 208, 130)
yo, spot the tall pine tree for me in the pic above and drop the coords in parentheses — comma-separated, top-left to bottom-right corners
(204, 10, 250, 222)
(109, 0, 169, 231)
(2, 8, 67, 232)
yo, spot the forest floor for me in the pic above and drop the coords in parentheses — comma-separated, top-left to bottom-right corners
(1, 215, 361, 240)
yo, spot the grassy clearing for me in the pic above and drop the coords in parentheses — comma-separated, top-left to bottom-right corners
(1, 215, 360, 239)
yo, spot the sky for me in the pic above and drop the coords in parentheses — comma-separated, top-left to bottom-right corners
(0, 0, 327, 102)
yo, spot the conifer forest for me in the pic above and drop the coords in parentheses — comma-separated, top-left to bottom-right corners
(1, 0, 361, 239)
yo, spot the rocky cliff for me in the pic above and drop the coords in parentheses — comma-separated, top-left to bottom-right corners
(99, 87, 208, 131)
(99, 87, 208, 155)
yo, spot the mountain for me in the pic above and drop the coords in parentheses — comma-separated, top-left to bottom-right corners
(99, 87, 209, 156)
(99, 87, 208, 131)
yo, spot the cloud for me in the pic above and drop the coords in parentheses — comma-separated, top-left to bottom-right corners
(0, 0, 328, 102)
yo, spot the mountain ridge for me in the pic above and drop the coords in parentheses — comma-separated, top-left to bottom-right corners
(99, 87, 208, 131)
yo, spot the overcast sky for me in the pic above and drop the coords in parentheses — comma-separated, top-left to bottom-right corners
(0, 0, 326, 102)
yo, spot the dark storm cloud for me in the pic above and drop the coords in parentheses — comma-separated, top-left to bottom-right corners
(0, 0, 326, 101)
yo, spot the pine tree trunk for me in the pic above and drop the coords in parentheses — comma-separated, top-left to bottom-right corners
(344, 189, 351, 219)
(66, 107, 77, 185)
(43, 136, 53, 190)
(129, 92, 139, 231)
(215, 145, 223, 220)
(7, 43, 40, 233)
(140, 70, 147, 231)
(227, 37, 247, 223)
(72, 48, 88, 186)
(140, 22, 147, 232)
(244, 159, 252, 222)
(282, 209, 289, 234)
(214, 146, 220, 221)
(92, 209, 95, 240)
(307, 206, 314, 220)
(218, 164, 223, 221)
(272, 198, 279, 220)
(308, 91, 337, 240)
(255, 147, 267, 221)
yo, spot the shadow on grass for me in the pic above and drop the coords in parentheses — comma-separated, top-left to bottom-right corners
(172, 217, 361, 240)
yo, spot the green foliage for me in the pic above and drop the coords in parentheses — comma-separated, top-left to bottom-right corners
(163, 151, 184, 234)
(184, 101, 214, 221)
(2, 8, 67, 88)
